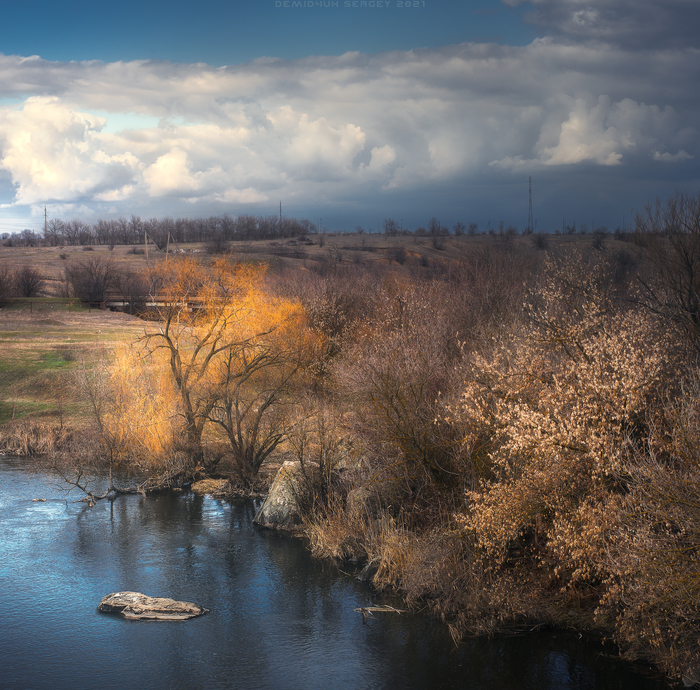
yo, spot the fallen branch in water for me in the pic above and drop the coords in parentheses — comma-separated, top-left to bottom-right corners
(354, 605, 407, 623)
(52, 465, 145, 505)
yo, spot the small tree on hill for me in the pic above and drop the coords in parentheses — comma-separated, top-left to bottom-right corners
(14, 266, 44, 297)
(64, 256, 118, 303)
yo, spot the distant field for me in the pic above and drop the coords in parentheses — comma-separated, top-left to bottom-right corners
(0, 231, 609, 296)
(0, 307, 145, 426)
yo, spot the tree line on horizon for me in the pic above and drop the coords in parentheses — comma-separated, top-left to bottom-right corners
(1, 210, 626, 249)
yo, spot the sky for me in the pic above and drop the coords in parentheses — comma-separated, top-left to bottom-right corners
(0, 0, 699, 235)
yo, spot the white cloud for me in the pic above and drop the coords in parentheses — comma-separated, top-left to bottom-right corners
(0, 39, 697, 220)
(0, 96, 141, 205)
(490, 94, 695, 170)
(143, 147, 200, 197)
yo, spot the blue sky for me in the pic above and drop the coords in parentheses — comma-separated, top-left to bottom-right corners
(0, 1, 535, 64)
(0, 0, 699, 235)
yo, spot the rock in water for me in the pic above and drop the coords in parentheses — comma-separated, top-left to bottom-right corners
(98, 592, 208, 620)
(253, 460, 310, 531)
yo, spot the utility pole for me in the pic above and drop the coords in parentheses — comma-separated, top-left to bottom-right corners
(527, 176, 534, 233)
(279, 201, 282, 222)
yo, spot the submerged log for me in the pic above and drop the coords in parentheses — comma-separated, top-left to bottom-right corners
(353, 605, 407, 623)
(98, 592, 208, 620)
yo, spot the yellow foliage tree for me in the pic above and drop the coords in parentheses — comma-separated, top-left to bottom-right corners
(107, 345, 179, 470)
(141, 256, 315, 480)
(75, 345, 179, 491)
(207, 286, 315, 485)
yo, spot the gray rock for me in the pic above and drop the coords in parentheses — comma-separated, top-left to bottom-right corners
(253, 460, 311, 531)
(98, 591, 208, 620)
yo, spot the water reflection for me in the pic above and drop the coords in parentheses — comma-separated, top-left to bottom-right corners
(0, 457, 672, 690)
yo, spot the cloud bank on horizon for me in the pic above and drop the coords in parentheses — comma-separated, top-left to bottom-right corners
(0, 0, 698, 233)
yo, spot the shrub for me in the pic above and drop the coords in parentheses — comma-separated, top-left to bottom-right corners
(602, 372, 700, 682)
(14, 265, 44, 297)
(390, 245, 408, 265)
(449, 255, 674, 588)
(533, 233, 549, 250)
(63, 255, 118, 302)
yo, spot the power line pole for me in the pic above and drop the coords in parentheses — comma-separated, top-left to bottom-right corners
(527, 176, 534, 233)
(44, 206, 47, 242)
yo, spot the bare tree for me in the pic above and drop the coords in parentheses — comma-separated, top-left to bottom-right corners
(14, 266, 44, 297)
(0, 264, 12, 303)
(64, 255, 118, 303)
(383, 218, 399, 237)
(635, 191, 700, 351)
(207, 327, 308, 485)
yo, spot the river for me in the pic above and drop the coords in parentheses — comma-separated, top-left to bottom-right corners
(0, 457, 674, 690)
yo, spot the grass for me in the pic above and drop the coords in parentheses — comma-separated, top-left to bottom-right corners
(0, 231, 620, 290)
(0, 306, 145, 426)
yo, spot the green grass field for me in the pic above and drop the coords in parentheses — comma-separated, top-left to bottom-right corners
(0, 304, 145, 425)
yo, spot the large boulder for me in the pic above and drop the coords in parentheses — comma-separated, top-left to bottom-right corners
(253, 460, 311, 531)
(98, 592, 208, 620)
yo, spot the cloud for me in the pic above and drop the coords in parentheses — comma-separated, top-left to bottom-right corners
(653, 150, 693, 162)
(503, 0, 700, 49)
(0, 37, 698, 223)
(0, 96, 140, 205)
(491, 94, 695, 169)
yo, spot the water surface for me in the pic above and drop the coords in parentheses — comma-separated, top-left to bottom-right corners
(0, 457, 673, 689)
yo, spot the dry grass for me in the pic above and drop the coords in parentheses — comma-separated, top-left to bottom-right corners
(0, 243, 165, 295)
(0, 232, 615, 294)
(0, 419, 75, 455)
(0, 308, 146, 427)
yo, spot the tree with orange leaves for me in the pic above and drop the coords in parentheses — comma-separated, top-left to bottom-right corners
(206, 286, 313, 485)
(141, 256, 313, 480)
